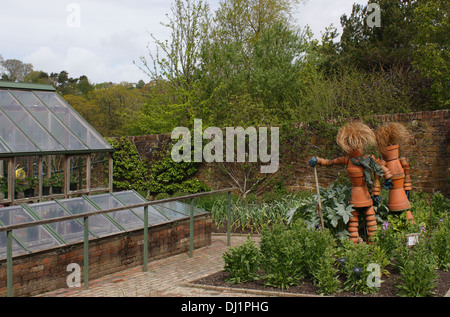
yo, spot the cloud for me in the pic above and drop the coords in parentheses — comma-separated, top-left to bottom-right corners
(5, 0, 367, 84)
(24, 46, 144, 83)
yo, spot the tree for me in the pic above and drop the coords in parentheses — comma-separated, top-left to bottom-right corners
(213, 0, 302, 51)
(88, 84, 144, 136)
(63, 94, 100, 127)
(0, 58, 33, 82)
(412, 0, 449, 108)
(136, 0, 210, 91)
(24, 71, 51, 85)
(338, 0, 419, 72)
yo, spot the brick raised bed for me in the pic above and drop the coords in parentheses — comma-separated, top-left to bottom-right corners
(0, 214, 211, 297)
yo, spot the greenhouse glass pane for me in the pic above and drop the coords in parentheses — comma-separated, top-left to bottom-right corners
(112, 191, 168, 224)
(34, 91, 113, 150)
(0, 231, 27, 259)
(58, 197, 122, 237)
(0, 205, 62, 253)
(0, 90, 64, 152)
(28, 201, 93, 243)
(0, 138, 10, 153)
(89, 194, 143, 230)
(10, 90, 88, 151)
(0, 109, 39, 153)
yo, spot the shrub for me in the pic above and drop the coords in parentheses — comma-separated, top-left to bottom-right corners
(429, 217, 450, 271)
(259, 220, 341, 294)
(339, 241, 389, 294)
(395, 240, 438, 297)
(222, 236, 261, 284)
(305, 228, 341, 295)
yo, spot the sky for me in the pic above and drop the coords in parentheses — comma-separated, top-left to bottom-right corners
(0, 0, 367, 84)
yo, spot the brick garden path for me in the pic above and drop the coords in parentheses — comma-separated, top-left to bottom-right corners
(37, 234, 264, 297)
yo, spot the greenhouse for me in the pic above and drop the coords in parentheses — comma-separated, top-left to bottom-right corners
(0, 81, 114, 205)
(0, 190, 208, 260)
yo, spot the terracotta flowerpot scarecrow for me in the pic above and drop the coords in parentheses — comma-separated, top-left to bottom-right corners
(375, 122, 414, 221)
(309, 122, 391, 244)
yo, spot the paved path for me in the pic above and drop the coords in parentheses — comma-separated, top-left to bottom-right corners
(38, 234, 262, 297)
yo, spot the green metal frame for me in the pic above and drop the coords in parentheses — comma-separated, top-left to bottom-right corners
(0, 81, 56, 91)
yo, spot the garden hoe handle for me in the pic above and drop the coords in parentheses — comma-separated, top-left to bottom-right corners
(314, 166, 325, 229)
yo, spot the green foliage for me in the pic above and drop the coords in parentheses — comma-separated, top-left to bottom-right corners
(259, 221, 308, 289)
(258, 220, 340, 293)
(195, 192, 306, 232)
(395, 240, 438, 297)
(107, 137, 150, 192)
(222, 236, 261, 284)
(293, 181, 353, 240)
(412, 0, 450, 108)
(429, 217, 450, 271)
(107, 137, 209, 195)
(339, 241, 389, 294)
(148, 145, 210, 196)
(303, 226, 341, 295)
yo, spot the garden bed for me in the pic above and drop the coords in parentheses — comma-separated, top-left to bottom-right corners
(192, 266, 450, 297)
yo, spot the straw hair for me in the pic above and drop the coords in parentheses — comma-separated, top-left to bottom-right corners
(336, 122, 376, 154)
(375, 122, 412, 150)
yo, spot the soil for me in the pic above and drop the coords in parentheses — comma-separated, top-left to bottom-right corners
(192, 266, 450, 297)
(200, 226, 450, 297)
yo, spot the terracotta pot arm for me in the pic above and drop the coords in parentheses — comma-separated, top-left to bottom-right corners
(316, 156, 348, 166)
(400, 157, 412, 191)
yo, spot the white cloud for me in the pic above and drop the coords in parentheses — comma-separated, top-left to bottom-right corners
(3, 0, 368, 84)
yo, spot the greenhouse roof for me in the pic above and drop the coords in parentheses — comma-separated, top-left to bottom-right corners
(0, 190, 208, 259)
(0, 81, 113, 157)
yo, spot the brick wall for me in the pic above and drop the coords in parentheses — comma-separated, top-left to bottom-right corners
(0, 214, 211, 297)
(283, 109, 449, 195)
(120, 109, 449, 196)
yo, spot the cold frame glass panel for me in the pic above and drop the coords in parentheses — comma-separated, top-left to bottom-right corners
(0, 231, 28, 259)
(58, 197, 122, 237)
(0, 108, 40, 153)
(27, 201, 93, 243)
(158, 201, 208, 216)
(34, 91, 113, 150)
(0, 205, 62, 253)
(88, 193, 143, 230)
(10, 90, 88, 151)
(152, 204, 186, 221)
(112, 191, 168, 224)
(0, 90, 65, 152)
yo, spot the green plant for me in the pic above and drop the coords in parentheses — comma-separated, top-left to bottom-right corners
(293, 181, 353, 240)
(312, 250, 341, 295)
(340, 242, 388, 294)
(304, 227, 340, 295)
(259, 221, 308, 289)
(222, 236, 261, 284)
(107, 137, 151, 191)
(26, 176, 38, 190)
(429, 217, 450, 271)
(395, 240, 438, 297)
(50, 173, 64, 187)
(0, 177, 7, 193)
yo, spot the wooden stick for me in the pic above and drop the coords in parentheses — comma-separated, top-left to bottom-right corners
(314, 166, 325, 228)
